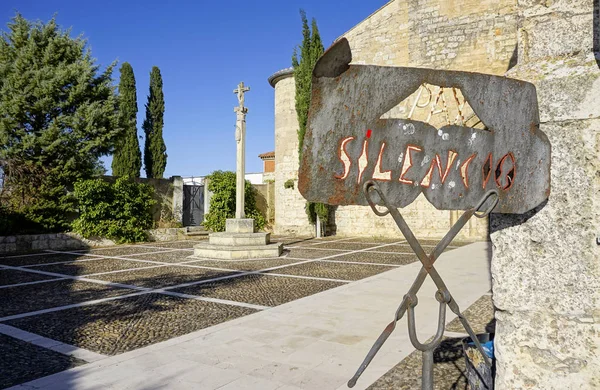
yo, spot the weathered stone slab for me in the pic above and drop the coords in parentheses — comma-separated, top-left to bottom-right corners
(191, 242, 283, 260)
(209, 232, 270, 246)
(225, 218, 256, 233)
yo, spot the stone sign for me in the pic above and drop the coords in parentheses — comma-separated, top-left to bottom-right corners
(298, 38, 551, 214)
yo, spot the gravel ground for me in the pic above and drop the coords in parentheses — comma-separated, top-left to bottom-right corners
(187, 258, 303, 272)
(446, 295, 495, 334)
(0, 253, 93, 267)
(6, 293, 257, 355)
(342, 237, 402, 244)
(0, 333, 85, 389)
(284, 248, 346, 260)
(141, 240, 205, 249)
(267, 261, 394, 281)
(326, 252, 417, 265)
(310, 242, 383, 251)
(366, 245, 421, 254)
(173, 273, 345, 307)
(0, 280, 131, 318)
(79, 246, 171, 256)
(368, 337, 468, 390)
(123, 250, 194, 263)
(0, 269, 58, 287)
(89, 265, 239, 289)
(29, 258, 156, 276)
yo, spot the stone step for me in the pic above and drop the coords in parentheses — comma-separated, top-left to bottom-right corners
(185, 231, 209, 237)
(209, 232, 269, 246)
(186, 226, 208, 233)
(191, 242, 283, 260)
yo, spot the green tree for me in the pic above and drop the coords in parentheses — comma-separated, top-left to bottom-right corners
(291, 10, 328, 226)
(0, 14, 119, 232)
(203, 171, 265, 232)
(143, 66, 167, 178)
(112, 62, 142, 177)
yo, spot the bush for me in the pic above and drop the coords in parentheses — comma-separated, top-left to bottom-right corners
(306, 202, 329, 225)
(203, 171, 266, 232)
(72, 177, 155, 243)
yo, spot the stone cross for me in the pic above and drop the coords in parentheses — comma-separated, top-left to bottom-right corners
(233, 82, 250, 219)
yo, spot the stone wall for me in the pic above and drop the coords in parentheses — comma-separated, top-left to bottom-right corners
(490, 0, 600, 388)
(270, 69, 314, 236)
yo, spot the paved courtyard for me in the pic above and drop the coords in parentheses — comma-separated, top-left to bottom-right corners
(0, 237, 492, 389)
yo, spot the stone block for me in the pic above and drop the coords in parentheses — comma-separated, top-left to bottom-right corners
(191, 242, 283, 260)
(209, 232, 270, 246)
(226, 219, 256, 233)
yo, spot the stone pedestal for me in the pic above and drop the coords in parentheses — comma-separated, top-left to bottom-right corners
(491, 1, 600, 388)
(191, 219, 283, 260)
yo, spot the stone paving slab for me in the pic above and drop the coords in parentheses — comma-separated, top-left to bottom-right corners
(446, 295, 495, 334)
(0, 269, 58, 287)
(186, 258, 302, 272)
(0, 333, 86, 389)
(172, 274, 345, 307)
(326, 252, 417, 266)
(0, 253, 94, 267)
(5, 293, 257, 356)
(29, 258, 155, 276)
(267, 261, 399, 281)
(0, 280, 131, 318)
(367, 336, 468, 390)
(89, 265, 239, 289)
(123, 250, 194, 263)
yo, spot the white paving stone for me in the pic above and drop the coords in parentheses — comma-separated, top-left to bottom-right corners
(12, 242, 491, 390)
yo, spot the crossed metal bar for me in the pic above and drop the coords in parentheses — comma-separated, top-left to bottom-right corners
(348, 180, 499, 389)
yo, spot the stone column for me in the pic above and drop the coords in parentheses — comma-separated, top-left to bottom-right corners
(171, 176, 184, 225)
(491, 1, 600, 388)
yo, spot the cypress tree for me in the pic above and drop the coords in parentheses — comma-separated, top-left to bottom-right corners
(291, 10, 327, 226)
(143, 66, 167, 178)
(112, 62, 141, 177)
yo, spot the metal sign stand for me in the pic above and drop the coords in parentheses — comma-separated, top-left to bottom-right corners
(348, 180, 498, 390)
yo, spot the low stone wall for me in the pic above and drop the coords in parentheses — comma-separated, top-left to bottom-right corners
(146, 228, 188, 242)
(0, 233, 116, 254)
(0, 228, 191, 255)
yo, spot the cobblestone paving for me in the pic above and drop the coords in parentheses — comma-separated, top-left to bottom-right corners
(122, 250, 194, 263)
(446, 295, 495, 334)
(0, 236, 473, 388)
(0, 253, 93, 267)
(310, 242, 385, 251)
(139, 240, 205, 249)
(368, 337, 468, 390)
(187, 258, 302, 271)
(173, 273, 345, 307)
(0, 269, 58, 287)
(6, 293, 257, 355)
(267, 261, 395, 281)
(0, 280, 131, 318)
(284, 248, 343, 259)
(29, 258, 156, 276)
(0, 333, 85, 389)
(79, 246, 171, 256)
(90, 265, 239, 289)
(327, 252, 417, 265)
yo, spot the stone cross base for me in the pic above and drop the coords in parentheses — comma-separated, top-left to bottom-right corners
(191, 218, 283, 260)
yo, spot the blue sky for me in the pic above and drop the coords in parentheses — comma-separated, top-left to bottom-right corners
(0, 0, 386, 178)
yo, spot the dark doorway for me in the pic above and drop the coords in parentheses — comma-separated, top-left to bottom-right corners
(182, 185, 204, 227)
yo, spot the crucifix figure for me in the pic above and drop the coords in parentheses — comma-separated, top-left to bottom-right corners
(233, 82, 250, 219)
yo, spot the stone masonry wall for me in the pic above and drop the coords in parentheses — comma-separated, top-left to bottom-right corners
(490, 0, 600, 388)
(272, 73, 314, 236)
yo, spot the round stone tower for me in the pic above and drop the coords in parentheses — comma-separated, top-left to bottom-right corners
(268, 68, 314, 236)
